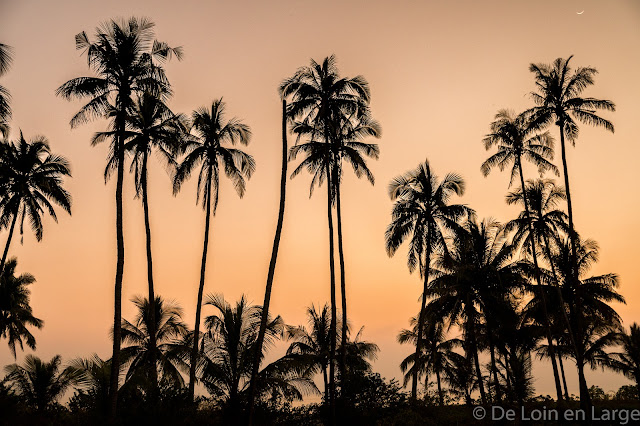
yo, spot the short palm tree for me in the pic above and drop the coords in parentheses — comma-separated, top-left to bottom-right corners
(610, 323, 640, 401)
(119, 296, 189, 391)
(0, 133, 72, 273)
(385, 158, 469, 399)
(528, 56, 615, 407)
(56, 18, 180, 415)
(0, 43, 12, 137)
(172, 99, 254, 400)
(0, 257, 43, 357)
(68, 354, 113, 415)
(442, 351, 476, 406)
(480, 108, 563, 400)
(3, 354, 84, 412)
(280, 56, 371, 415)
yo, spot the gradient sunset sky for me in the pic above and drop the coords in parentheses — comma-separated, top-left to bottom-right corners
(1, 0, 639, 398)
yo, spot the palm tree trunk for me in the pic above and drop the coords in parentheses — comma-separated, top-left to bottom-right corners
(467, 303, 487, 405)
(335, 175, 348, 385)
(141, 150, 159, 398)
(557, 347, 570, 400)
(436, 368, 443, 405)
(248, 100, 288, 424)
(517, 162, 563, 403)
(557, 124, 590, 410)
(188, 164, 213, 400)
(489, 336, 500, 403)
(412, 236, 431, 400)
(109, 116, 126, 420)
(326, 159, 337, 425)
(0, 211, 18, 273)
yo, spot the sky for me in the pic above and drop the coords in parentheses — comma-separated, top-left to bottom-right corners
(1, 0, 639, 398)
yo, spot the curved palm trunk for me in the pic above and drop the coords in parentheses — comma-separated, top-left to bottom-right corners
(557, 345, 570, 400)
(466, 302, 487, 405)
(517, 161, 563, 403)
(412, 240, 431, 400)
(188, 164, 213, 400)
(109, 117, 126, 419)
(335, 176, 348, 384)
(248, 100, 288, 424)
(488, 334, 500, 403)
(0, 211, 18, 273)
(141, 150, 159, 398)
(326, 160, 337, 425)
(557, 125, 590, 410)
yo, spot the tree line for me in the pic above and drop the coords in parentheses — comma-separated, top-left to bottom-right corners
(1, 16, 639, 426)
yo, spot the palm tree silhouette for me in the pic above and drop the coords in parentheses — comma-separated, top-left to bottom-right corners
(528, 56, 615, 408)
(68, 354, 113, 415)
(0, 133, 72, 273)
(481, 109, 564, 401)
(611, 323, 640, 401)
(56, 17, 180, 416)
(97, 92, 184, 394)
(0, 43, 12, 137)
(3, 354, 84, 413)
(172, 99, 254, 401)
(385, 159, 469, 399)
(0, 257, 43, 357)
(279, 55, 370, 418)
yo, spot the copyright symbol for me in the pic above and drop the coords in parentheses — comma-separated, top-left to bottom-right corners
(473, 406, 486, 420)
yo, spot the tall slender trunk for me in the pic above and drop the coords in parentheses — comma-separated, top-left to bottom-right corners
(488, 335, 500, 403)
(335, 175, 348, 385)
(412, 232, 431, 400)
(436, 368, 443, 405)
(557, 125, 590, 410)
(517, 161, 563, 402)
(247, 100, 288, 424)
(141, 150, 159, 398)
(557, 345, 570, 400)
(323, 364, 329, 404)
(0, 211, 18, 273)
(467, 303, 487, 404)
(188, 164, 213, 400)
(326, 159, 337, 425)
(109, 114, 126, 419)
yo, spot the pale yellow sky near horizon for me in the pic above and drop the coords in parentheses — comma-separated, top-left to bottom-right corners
(1, 0, 639, 398)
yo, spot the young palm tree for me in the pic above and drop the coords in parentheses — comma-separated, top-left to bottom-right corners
(442, 351, 476, 406)
(528, 56, 615, 408)
(0, 133, 72, 273)
(68, 354, 113, 415)
(94, 92, 184, 394)
(279, 56, 371, 417)
(3, 355, 84, 412)
(0, 43, 12, 137)
(385, 159, 470, 399)
(0, 257, 43, 357)
(480, 109, 564, 401)
(56, 17, 180, 415)
(611, 324, 640, 401)
(172, 99, 254, 401)
(119, 296, 189, 391)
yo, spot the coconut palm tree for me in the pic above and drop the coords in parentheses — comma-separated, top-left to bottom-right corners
(0, 43, 12, 137)
(385, 159, 470, 399)
(480, 108, 564, 401)
(442, 351, 476, 406)
(0, 257, 42, 357)
(279, 56, 371, 417)
(56, 18, 181, 415)
(610, 324, 640, 401)
(528, 56, 615, 407)
(172, 99, 254, 401)
(3, 355, 84, 412)
(93, 92, 185, 394)
(119, 296, 189, 391)
(0, 133, 72, 273)
(247, 100, 288, 423)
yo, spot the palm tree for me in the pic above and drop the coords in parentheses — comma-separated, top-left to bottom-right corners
(611, 324, 640, 401)
(0, 257, 43, 357)
(442, 351, 476, 406)
(119, 296, 189, 391)
(56, 17, 180, 416)
(172, 99, 254, 401)
(3, 354, 84, 412)
(279, 55, 371, 417)
(94, 92, 184, 394)
(0, 133, 72, 273)
(247, 100, 289, 423)
(385, 159, 469, 399)
(0, 43, 12, 137)
(68, 354, 113, 415)
(480, 109, 564, 401)
(199, 294, 316, 419)
(528, 56, 615, 408)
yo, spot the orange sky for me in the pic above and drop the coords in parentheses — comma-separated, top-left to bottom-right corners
(1, 0, 639, 398)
